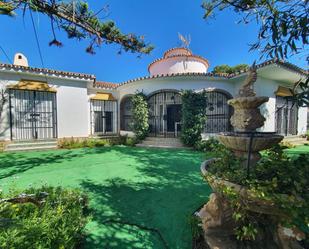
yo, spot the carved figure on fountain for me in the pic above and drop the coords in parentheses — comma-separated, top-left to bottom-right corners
(228, 64, 269, 132)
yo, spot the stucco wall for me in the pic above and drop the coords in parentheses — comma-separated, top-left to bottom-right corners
(0, 71, 91, 140)
(0, 82, 10, 140)
(298, 107, 307, 135)
(52, 79, 90, 138)
(149, 57, 208, 76)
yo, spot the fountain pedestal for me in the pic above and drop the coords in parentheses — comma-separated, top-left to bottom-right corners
(196, 65, 300, 249)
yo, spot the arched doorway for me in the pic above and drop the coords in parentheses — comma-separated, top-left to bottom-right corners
(204, 90, 232, 133)
(120, 95, 133, 131)
(148, 90, 182, 137)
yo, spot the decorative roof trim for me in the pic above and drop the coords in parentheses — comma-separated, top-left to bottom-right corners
(0, 63, 95, 80)
(227, 58, 307, 78)
(94, 81, 118, 89)
(116, 72, 227, 88)
(163, 47, 192, 58)
(116, 59, 307, 89)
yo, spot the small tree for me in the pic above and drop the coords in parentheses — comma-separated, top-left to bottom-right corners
(131, 92, 149, 140)
(181, 90, 208, 147)
(292, 77, 309, 107)
(213, 64, 249, 74)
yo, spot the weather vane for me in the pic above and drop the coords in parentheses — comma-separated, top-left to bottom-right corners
(178, 33, 191, 48)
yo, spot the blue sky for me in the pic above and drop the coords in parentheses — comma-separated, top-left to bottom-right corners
(0, 0, 307, 83)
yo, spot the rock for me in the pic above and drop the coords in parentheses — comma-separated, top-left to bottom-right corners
(275, 225, 305, 249)
(198, 193, 238, 249)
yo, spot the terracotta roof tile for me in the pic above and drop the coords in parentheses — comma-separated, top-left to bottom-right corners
(94, 81, 118, 89)
(0, 63, 95, 80)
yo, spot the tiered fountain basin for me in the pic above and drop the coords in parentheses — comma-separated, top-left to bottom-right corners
(217, 132, 284, 154)
(228, 96, 269, 108)
(200, 158, 289, 218)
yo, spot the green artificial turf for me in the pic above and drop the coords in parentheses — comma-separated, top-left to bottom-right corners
(286, 144, 309, 155)
(0, 146, 211, 249)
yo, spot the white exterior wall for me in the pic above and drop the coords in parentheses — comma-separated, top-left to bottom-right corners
(1, 66, 307, 140)
(52, 79, 90, 138)
(0, 78, 10, 140)
(234, 75, 308, 134)
(0, 71, 91, 140)
(149, 58, 208, 76)
(298, 107, 307, 135)
(254, 78, 279, 132)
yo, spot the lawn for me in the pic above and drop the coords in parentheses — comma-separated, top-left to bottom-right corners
(0, 146, 210, 249)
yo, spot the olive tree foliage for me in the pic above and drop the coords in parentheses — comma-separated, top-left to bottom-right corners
(0, 0, 154, 55)
(213, 64, 249, 74)
(292, 77, 309, 107)
(201, 0, 308, 62)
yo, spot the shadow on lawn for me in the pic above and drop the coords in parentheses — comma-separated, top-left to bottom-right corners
(0, 148, 113, 179)
(80, 147, 211, 249)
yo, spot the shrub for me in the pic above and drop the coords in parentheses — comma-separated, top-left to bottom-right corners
(181, 90, 207, 147)
(124, 137, 138, 146)
(131, 92, 149, 140)
(58, 137, 112, 149)
(0, 186, 89, 249)
(0, 141, 4, 152)
(206, 144, 309, 241)
(279, 141, 295, 149)
(194, 137, 221, 152)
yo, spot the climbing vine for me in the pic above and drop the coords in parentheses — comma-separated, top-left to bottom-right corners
(180, 90, 207, 147)
(131, 92, 149, 141)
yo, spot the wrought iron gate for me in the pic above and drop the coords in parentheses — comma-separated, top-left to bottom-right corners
(91, 100, 118, 135)
(148, 91, 182, 137)
(120, 96, 133, 131)
(204, 91, 232, 133)
(275, 96, 298, 136)
(9, 89, 57, 140)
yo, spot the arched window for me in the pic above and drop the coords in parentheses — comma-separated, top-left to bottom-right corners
(120, 95, 133, 131)
(204, 90, 232, 133)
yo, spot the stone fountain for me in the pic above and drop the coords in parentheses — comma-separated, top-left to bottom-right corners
(196, 66, 306, 249)
(217, 65, 283, 167)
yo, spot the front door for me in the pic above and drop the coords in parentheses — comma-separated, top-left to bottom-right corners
(166, 104, 182, 132)
(276, 96, 298, 136)
(9, 89, 57, 140)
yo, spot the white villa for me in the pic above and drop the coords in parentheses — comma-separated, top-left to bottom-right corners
(0, 47, 307, 143)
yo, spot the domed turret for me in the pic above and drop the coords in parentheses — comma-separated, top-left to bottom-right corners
(148, 47, 209, 76)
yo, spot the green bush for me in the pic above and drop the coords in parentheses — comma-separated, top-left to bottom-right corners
(58, 137, 113, 149)
(0, 186, 89, 249)
(181, 90, 207, 147)
(131, 92, 149, 140)
(194, 137, 221, 152)
(0, 141, 4, 153)
(207, 144, 309, 240)
(124, 136, 138, 146)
